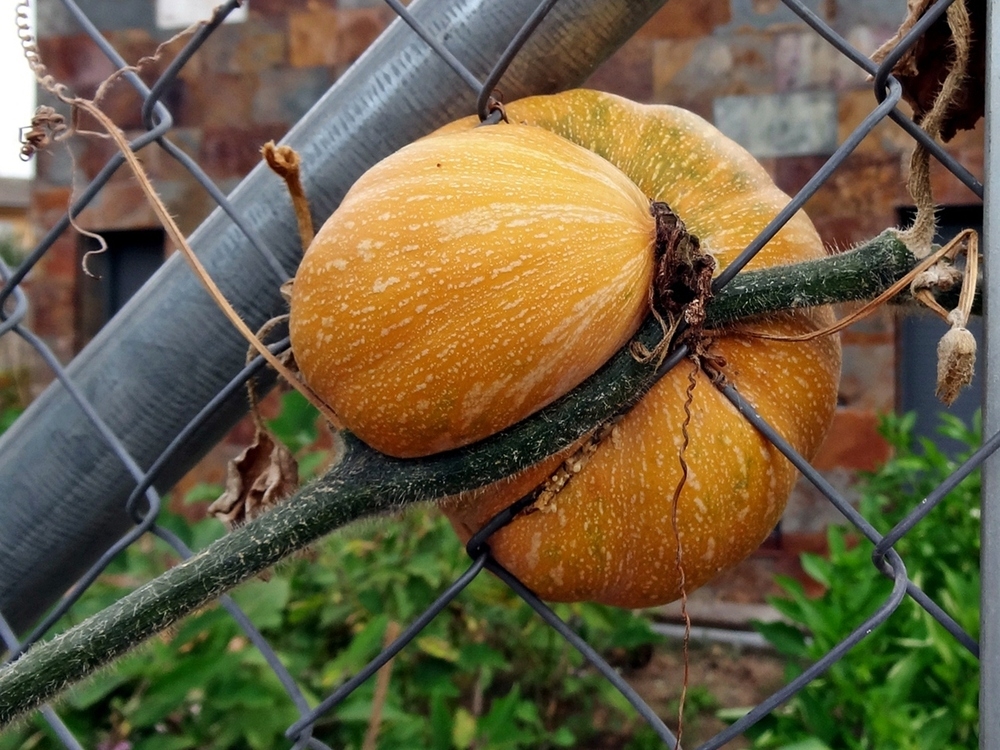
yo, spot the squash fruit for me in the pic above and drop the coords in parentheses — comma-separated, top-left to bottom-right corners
(437, 90, 841, 607)
(290, 89, 841, 608)
(289, 123, 657, 458)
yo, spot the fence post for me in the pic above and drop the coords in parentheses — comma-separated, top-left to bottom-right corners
(981, 0, 998, 745)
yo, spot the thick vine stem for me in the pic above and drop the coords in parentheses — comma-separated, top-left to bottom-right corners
(707, 229, 975, 324)
(0, 228, 972, 725)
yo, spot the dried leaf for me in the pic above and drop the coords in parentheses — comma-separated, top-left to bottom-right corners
(208, 428, 299, 530)
(872, 0, 985, 141)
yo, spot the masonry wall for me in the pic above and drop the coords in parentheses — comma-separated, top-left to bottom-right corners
(22, 0, 984, 610)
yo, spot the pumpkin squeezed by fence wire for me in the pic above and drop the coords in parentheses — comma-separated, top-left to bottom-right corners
(288, 89, 842, 608)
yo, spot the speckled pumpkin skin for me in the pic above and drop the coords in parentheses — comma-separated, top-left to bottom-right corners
(290, 124, 656, 458)
(440, 90, 841, 608)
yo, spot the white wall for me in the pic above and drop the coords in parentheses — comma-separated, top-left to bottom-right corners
(0, 0, 37, 180)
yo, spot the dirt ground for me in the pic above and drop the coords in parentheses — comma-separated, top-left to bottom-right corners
(625, 640, 788, 748)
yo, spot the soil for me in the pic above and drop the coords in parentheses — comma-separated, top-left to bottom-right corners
(627, 641, 788, 748)
(584, 640, 788, 749)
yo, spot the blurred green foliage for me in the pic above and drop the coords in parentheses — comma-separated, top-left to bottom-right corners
(0, 234, 23, 269)
(735, 412, 981, 750)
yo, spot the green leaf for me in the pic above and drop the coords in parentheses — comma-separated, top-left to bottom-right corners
(883, 652, 922, 704)
(551, 726, 576, 746)
(799, 553, 832, 588)
(139, 734, 201, 750)
(411, 658, 461, 697)
(777, 739, 834, 750)
(755, 410, 983, 750)
(753, 620, 809, 658)
(66, 664, 135, 709)
(773, 574, 807, 599)
(171, 606, 231, 648)
(768, 596, 809, 625)
(334, 683, 410, 725)
(416, 634, 461, 663)
(407, 552, 448, 587)
(127, 652, 237, 728)
(430, 693, 454, 750)
(298, 450, 329, 480)
(267, 391, 320, 453)
(231, 576, 292, 630)
(715, 706, 751, 722)
(244, 711, 290, 750)
(479, 687, 533, 746)
(452, 707, 477, 749)
(187, 517, 228, 551)
(0, 407, 23, 433)
(358, 587, 386, 616)
(826, 526, 848, 558)
(322, 615, 389, 686)
(458, 643, 507, 670)
(0, 727, 34, 750)
(795, 687, 838, 742)
(915, 707, 955, 750)
(607, 614, 663, 650)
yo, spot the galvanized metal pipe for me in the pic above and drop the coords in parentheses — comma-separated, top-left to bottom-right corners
(981, 0, 999, 744)
(0, 0, 667, 635)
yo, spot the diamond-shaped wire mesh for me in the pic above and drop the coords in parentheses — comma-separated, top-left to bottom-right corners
(0, 0, 991, 747)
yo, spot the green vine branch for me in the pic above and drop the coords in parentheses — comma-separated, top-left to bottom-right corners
(0, 229, 972, 726)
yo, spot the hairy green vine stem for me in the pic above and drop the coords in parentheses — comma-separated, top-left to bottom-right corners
(0, 229, 969, 725)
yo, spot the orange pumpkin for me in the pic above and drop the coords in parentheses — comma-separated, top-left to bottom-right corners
(289, 124, 656, 458)
(291, 89, 841, 608)
(438, 90, 841, 607)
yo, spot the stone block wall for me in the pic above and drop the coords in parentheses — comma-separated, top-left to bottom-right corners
(22, 0, 984, 606)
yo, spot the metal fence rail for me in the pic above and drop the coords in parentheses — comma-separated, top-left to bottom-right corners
(0, 0, 992, 747)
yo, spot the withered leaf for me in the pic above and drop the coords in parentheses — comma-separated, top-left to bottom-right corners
(872, 0, 985, 142)
(208, 428, 299, 530)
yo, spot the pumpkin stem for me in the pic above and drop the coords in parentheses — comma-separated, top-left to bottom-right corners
(650, 202, 713, 325)
(632, 203, 715, 365)
(262, 141, 315, 253)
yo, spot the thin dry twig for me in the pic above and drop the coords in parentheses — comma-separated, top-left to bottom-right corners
(362, 621, 402, 750)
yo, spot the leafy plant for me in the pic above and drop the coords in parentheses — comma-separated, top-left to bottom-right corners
(741, 412, 981, 749)
(0, 402, 23, 434)
(1, 392, 664, 749)
(0, 234, 24, 269)
(0, 365, 30, 433)
(0, 233, 31, 432)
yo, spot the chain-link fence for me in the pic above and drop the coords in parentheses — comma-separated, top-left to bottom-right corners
(0, 0, 993, 747)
